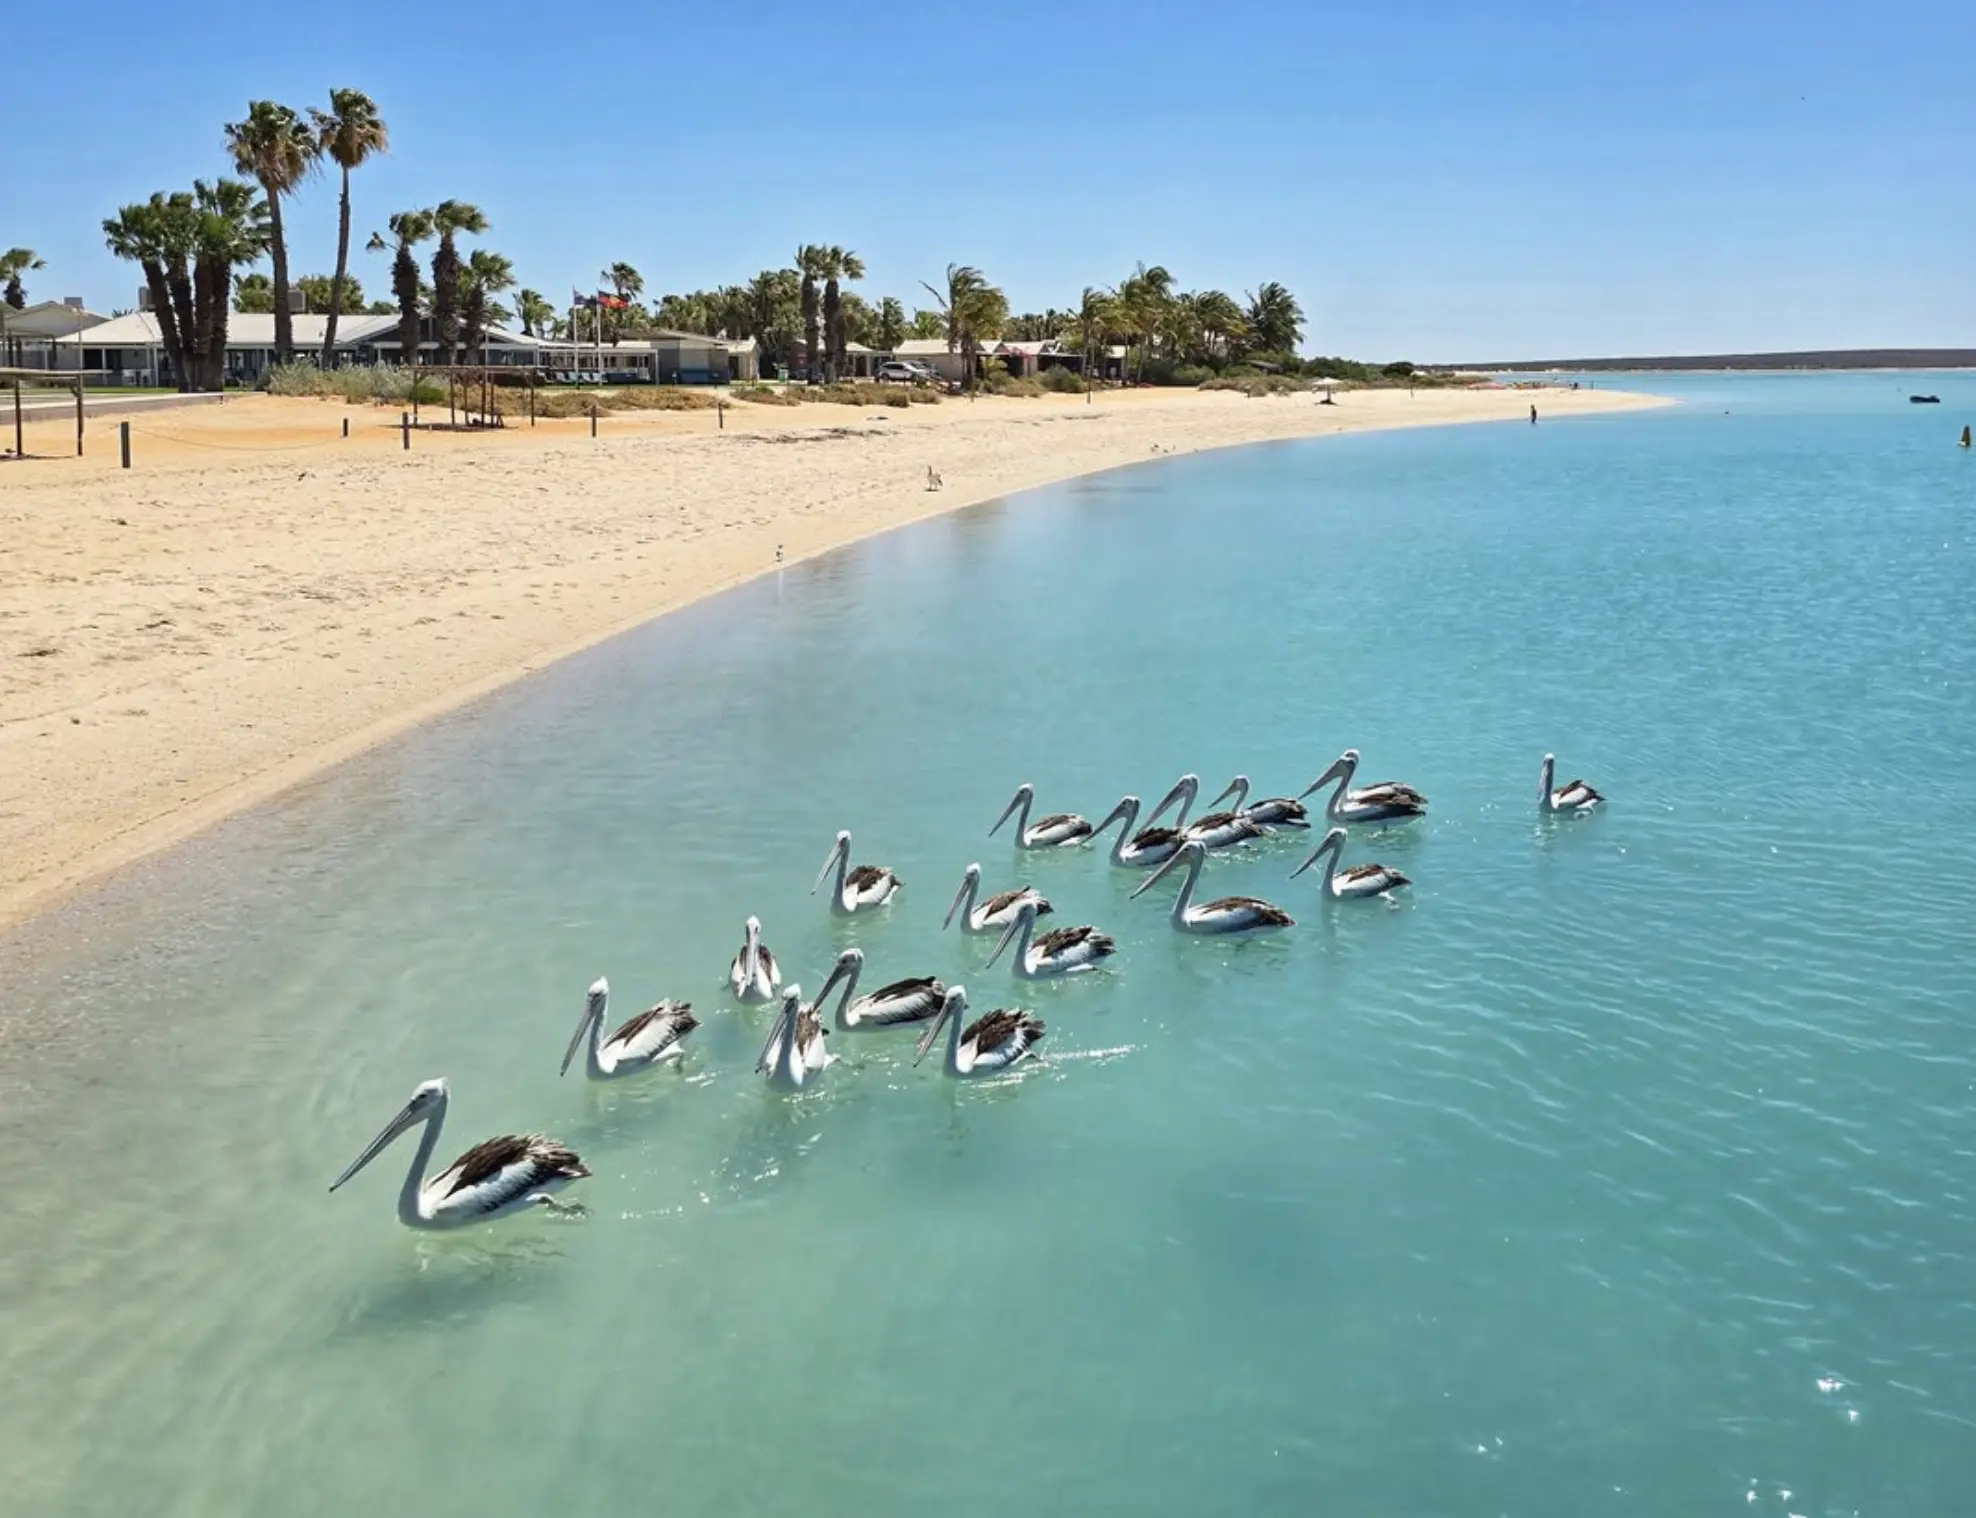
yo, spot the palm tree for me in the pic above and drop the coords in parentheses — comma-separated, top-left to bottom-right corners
(795, 245, 828, 381)
(234, 271, 275, 312)
(224, 101, 318, 363)
(188, 178, 272, 389)
(1073, 286, 1118, 379)
(0, 247, 46, 364)
(459, 249, 516, 363)
(918, 263, 1008, 393)
(295, 273, 365, 313)
(1244, 282, 1304, 356)
(515, 287, 554, 338)
(601, 261, 642, 343)
(310, 88, 389, 365)
(874, 295, 906, 353)
(1183, 290, 1247, 362)
(104, 194, 197, 389)
(366, 208, 434, 369)
(428, 199, 487, 366)
(1115, 263, 1173, 383)
(820, 246, 866, 380)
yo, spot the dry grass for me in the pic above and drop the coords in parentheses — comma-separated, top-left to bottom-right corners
(479, 385, 719, 419)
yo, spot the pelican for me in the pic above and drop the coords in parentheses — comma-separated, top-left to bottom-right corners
(727, 916, 781, 1002)
(943, 862, 1053, 935)
(1153, 773, 1268, 851)
(328, 1078, 589, 1229)
(1206, 775, 1312, 830)
(1290, 827, 1412, 900)
(1541, 753, 1605, 814)
(756, 985, 834, 1089)
(812, 947, 945, 1030)
(989, 783, 1094, 849)
(560, 978, 700, 1079)
(1131, 839, 1295, 934)
(813, 830, 902, 914)
(1089, 790, 1189, 869)
(1300, 749, 1428, 825)
(913, 987, 1046, 1079)
(986, 900, 1117, 978)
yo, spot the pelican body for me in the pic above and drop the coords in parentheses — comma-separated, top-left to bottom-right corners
(756, 985, 834, 1089)
(1541, 753, 1604, 814)
(728, 916, 781, 1002)
(1090, 792, 1188, 869)
(1291, 827, 1411, 900)
(943, 862, 1053, 934)
(329, 1078, 589, 1229)
(1131, 839, 1294, 934)
(1207, 775, 1311, 831)
(1301, 749, 1428, 826)
(813, 947, 945, 1030)
(913, 987, 1046, 1078)
(561, 978, 699, 1079)
(1153, 773, 1268, 851)
(989, 783, 1093, 849)
(813, 830, 902, 914)
(987, 900, 1117, 978)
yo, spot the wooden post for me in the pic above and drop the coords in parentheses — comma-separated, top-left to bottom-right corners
(448, 372, 457, 428)
(528, 377, 536, 427)
(11, 379, 20, 458)
(401, 411, 410, 449)
(75, 381, 84, 456)
(120, 420, 131, 468)
(342, 416, 349, 439)
(718, 399, 725, 430)
(590, 403, 598, 439)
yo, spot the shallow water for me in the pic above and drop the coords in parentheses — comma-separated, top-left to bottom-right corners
(4, 372, 1974, 1516)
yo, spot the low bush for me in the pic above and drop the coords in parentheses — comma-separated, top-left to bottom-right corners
(730, 384, 801, 406)
(263, 361, 446, 405)
(1038, 364, 1087, 393)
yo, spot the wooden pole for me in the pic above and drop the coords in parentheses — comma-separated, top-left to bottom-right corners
(401, 410, 410, 449)
(590, 403, 598, 439)
(120, 420, 131, 468)
(342, 416, 349, 439)
(12, 380, 20, 457)
(528, 377, 535, 427)
(75, 381, 84, 457)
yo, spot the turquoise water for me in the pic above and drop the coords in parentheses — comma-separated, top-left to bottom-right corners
(4, 373, 1975, 1516)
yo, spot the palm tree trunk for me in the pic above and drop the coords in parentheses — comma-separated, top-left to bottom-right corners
(321, 166, 351, 366)
(268, 190, 292, 364)
(165, 257, 198, 392)
(141, 261, 186, 390)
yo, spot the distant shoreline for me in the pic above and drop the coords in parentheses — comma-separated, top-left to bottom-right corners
(1435, 350, 1976, 375)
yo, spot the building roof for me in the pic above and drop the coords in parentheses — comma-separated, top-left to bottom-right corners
(53, 311, 401, 347)
(892, 338, 957, 356)
(3, 300, 110, 337)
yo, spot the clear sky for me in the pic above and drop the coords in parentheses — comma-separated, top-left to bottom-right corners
(7, 0, 1973, 361)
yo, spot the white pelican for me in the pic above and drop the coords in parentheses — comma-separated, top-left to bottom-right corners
(989, 782, 1094, 848)
(1152, 773, 1268, 851)
(986, 900, 1117, 978)
(912, 987, 1046, 1079)
(943, 862, 1053, 935)
(727, 915, 781, 1002)
(1090, 794, 1188, 869)
(813, 830, 902, 915)
(1131, 839, 1295, 935)
(328, 1078, 589, 1229)
(1541, 753, 1605, 814)
(812, 947, 945, 1031)
(1290, 827, 1412, 901)
(756, 985, 834, 1090)
(1206, 775, 1311, 830)
(561, 978, 699, 1079)
(1300, 749, 1428, 825)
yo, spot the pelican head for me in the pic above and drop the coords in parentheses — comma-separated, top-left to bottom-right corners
(559, 977, 610, 1077)
(913, 986, 969, 1067)
(1130, 838, 1205, 899)
(744, 913, 762, 938)
(1289, 828, 1349, 879)
(1300, 750, 1357, 799)
(1207, 775, 1251, 813)
(330, 1078, 447, 1192)
(1144, 773, 1199, 829)
(811, 832, 852, 894)
(944, 863, 984, 929)
(1091, 795, 1138, 838)
(988, 784, 1036, 839)
(756, 986, 802, 1074)
(985, 902, 1037, 968)
(813, 947, 863, 1009)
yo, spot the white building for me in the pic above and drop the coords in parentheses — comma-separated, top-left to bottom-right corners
(1, 299, 110, 370)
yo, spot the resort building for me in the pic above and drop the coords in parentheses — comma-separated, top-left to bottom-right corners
(1, 299, 109, 370)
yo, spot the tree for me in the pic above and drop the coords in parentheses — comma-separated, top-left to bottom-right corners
(366, 208, 434, 368)
(821, 246, 865, 380)
(515, 287, 554, 337)
(1, 247, 46, 364)
(458, 249, 516, 362)
(795, 244, 829, 380)
(311, 88, 388, 365)
(105, 197, 195, 388)
(1074, 286, 1118, 376)
(234, 271, 275, 312)
(191, 178, 272, 388)
(428, 199, 487, 366)
(224, 101, 318, 363)
(366, 298, 397, 314)
(1244, 281, 1304, 356)
(1183, 289, 1247, 362)
(919, 263, 1008, 392)
(295, 272, 366, 312)
(873, 295, 906, 352)
(908, 308, 945, 340)
(602, 261, 642, 343)
(745, 266, 803, 374)
(1116, 263, 1173, 382)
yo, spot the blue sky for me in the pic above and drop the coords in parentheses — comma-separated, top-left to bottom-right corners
(8, 1, 1973, 361)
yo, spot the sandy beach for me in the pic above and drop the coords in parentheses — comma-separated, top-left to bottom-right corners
(0, 382, 1661, 929)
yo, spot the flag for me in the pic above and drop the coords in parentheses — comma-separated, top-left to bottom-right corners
(571, 288, 598, 309)
(596, 292, 628, 311)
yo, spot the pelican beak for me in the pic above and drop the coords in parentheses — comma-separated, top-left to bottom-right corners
(329, 1100, 420, 1192)
(1290, 828, 1347, 879)
(1146, 774, 1197, 828)
(1091, 796, 1132, 839)
(756, 990, 799, 1074)
(1299, 758, 1346, 800)
(560, 980, 607, 1077)
(987, 787, 1027, 839)
(942, 871, 974, 931)
(1206, 778, 1243, 812)
(810, 838, 844, 895)
(913, 999, 953, 1066)
(814, 956, 853, 1018)
(985, 911, 1023, 968)
(1130, 846, 1185, 899)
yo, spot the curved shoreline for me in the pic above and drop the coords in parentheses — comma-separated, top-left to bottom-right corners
(0, 384, 1664, 933)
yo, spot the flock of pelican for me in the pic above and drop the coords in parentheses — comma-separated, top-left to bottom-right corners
(330, 749, 1603, 1229)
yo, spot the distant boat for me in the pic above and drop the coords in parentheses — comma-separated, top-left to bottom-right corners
(1910, 394, 1941, 404)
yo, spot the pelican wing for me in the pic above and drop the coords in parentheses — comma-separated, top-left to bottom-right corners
(796, 1007, 831, 1069)
(1035, 924, 1112, 957)
(1245, 796, 1309, 827)
(961, 1009, 1046, 1067)
(847, 864, 895, 892)
(606, 1001, 700, 1061)
(433, 1134, 589, 1210)
(855, 976, 945, 1025)
(981, 886, 1052, 919)
(1131, 825, 1183, 848)
(1204, 895, 1296, 926)
(1555, 780, 1602, 807)
(1337, 863, 1411, 894)
(1353, 781, 1426, 805)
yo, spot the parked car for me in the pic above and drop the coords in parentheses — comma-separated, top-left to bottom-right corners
(877, 360, 937, 383)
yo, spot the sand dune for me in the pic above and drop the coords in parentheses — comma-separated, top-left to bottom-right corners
(0, 383, 1662, 928)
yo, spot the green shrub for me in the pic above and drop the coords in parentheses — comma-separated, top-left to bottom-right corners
(1039, 364, 1087, 393)
(730, 384, 801, 406)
